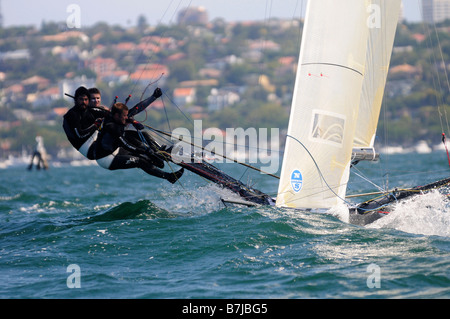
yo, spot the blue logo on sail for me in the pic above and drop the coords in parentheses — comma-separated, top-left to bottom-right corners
(290, 170, 303, 193)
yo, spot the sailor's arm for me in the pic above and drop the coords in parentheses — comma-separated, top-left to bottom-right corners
(128, 88, 162, 117)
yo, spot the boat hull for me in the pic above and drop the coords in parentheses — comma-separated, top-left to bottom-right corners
(348, 209, 386, 226)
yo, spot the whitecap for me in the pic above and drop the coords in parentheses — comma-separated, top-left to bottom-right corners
(367, 190, 450, 237)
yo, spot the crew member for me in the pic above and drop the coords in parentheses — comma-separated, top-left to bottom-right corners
(88, 87, 110, 111)
(62, 86, 108, 159)
(94, 102, 184, 184)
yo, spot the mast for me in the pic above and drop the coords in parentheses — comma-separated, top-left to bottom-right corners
(276, 0, 371, 209)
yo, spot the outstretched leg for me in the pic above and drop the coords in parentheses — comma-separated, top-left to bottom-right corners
(109, 153, 183, 184)
(124, 130, 166, 168)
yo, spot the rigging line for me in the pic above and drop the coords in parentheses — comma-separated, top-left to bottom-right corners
(378, 4, 392, 191)
(130, 0, 192, 98)
(143, 123, 280, 179)
(285, 134, 356, 207)
(139, 73, 165, 102)
(138, 89, 283, 157)
(427, 25, 446, 128)
(144, 123, 284, 157)
(431, 22, 450, 136)
(161, 91, 194, 126)
(128, 0, 176, 96)
(161, 95, 172, 133)
(238, 166, 250, 182)
(192, 134, 282, 157)
(291, 0, 304, 22)
(139, 89, 283, 159)
(429, 32, 450, 141)
(281, 183, 398, 213)
(253, 0, 272, 89)
(432, 21, 450, 93)
(148, 127, 174, 147)
(350, 165, 386, 193)
(164, 159, 186, 189)
(298, 0, 304, 50)
(418, 1, 450, 136)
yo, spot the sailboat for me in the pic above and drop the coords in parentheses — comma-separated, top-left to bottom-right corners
(27, 136, 49, 171)
(276, 0, 403, 224)
(272, 0, 450, 225)
(141, 0, 450, 226)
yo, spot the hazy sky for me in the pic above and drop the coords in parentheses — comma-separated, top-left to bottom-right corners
(2, 0, 423, 28)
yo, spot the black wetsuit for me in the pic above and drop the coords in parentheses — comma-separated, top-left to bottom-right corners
(94, 114, 179, 182)
(62, 105, 108, 150)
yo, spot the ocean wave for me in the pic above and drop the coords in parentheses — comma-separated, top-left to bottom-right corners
(83, 200, 178, 223)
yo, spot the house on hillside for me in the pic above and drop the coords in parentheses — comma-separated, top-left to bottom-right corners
(22, 76, 50, 92)
(86, 57, 117, 78)
(41, 31, 89, 43)
(30, 87, 60, 108)
(59, 76, 95, 101)
(129, 64, 169, 87)
(207, 88, 240, 112)
(173, 87, 196, 107)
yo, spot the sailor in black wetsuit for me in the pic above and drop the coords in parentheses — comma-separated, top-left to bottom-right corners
(62, 86, 109, 159)
(94, 102, 184, 184)
(124, 88, 169, 167)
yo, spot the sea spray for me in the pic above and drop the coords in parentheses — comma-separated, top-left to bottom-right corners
(368, 190, 450, 237)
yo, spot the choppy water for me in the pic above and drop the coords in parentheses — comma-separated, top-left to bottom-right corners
(0, 152, 449, 299)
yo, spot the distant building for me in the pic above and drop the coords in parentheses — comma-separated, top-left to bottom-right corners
(41, 31, 89, 43)
(59, 75, 96, 101)
(85, 57, 117, 81)
(178, 7, 208, 25)
(423, 0, 450, 23)
(0, 49, 30, 61)
(173, 87, 196, 107)
(129, 64, 169, 87)
(207, 88, 240, 112)
(31, 87, 60, 108)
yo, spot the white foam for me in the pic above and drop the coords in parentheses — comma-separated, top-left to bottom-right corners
(367, 190, 450, 237)
(328, 203, 350, 224)
(157, 183, 225, 215)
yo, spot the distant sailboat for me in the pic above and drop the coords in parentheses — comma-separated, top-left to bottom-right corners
(28, 136, 49, 170)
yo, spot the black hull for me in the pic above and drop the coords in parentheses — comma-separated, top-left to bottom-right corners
(348, 177, 450, 226)
(348, 209, 386, 226)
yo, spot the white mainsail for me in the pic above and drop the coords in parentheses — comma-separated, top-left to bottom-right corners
(354, 0, 401, 149)
(276, 0, 372, 209)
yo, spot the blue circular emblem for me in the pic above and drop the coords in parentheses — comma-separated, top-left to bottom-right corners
(290, 169, 303, 193)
